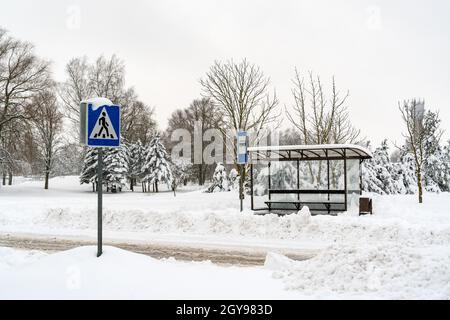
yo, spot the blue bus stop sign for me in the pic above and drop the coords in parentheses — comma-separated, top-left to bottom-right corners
(237, 131, 248, 164)
(86, 104, 120, 147)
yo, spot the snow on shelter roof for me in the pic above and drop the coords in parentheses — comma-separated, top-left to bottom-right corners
(247, 144, 372, 161)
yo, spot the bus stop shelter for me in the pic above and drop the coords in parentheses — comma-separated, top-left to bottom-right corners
(247, 144, 372, 214)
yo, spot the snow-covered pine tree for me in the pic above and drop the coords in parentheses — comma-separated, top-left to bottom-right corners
(361, 143, 386, 194)
(170, 158, 193, 195)
(103, 145, 129, 192)
(141, 135, 173, 192)
(80, 147, 98, 192)
(440, 141, 450, 192)
(253, 162, 297, 196)
(362, 140, 391, 194)
(362, 140, 409, 195)
(393, 151, 416, 194)
(423, 148, 443, 193)
(127, 140, 145, 191)
(205, 162, 229, 193)
(228, 168, 239, 190)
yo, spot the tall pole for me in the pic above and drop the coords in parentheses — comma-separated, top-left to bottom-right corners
(250, 163, 254, 210)
(97, 148, 103, 257)
(268, 161, 272, 201)
(343, 150, 348, 212)
(239, 164, 244, 212)
(296, 159, 300, 200)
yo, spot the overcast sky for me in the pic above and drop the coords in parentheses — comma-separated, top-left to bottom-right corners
(1, 0, 449, 145)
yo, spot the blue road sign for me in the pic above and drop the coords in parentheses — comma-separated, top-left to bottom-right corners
(86, 103, 120, 147)
(237, 131, 248, 164)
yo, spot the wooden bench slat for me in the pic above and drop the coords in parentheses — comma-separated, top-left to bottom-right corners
(268, 189, 346, 195)
(264, 200, 344, 205)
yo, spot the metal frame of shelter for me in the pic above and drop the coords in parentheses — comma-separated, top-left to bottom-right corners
(247, 144, 372, 214)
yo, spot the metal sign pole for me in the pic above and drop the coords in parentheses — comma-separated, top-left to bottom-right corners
(239, 164, 244, 212)
(80, 98, 120, 258)
(97, 147, 103, 257)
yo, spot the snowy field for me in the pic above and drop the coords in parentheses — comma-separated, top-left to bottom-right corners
(0, 176, 449, 299)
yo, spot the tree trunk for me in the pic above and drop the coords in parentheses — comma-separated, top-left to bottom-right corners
(155, 181, 159, 193)
(198, 164, 203, 185)
(417, 169, 423, 204)
(44, 172, 49, 189)
(44, 163, 50, 189)
(8, 171, 12, 185)
(2, 172, 5, 186)
(92, 182, 95, 192)
(202, 166, 207, 185)
(130, 178, 134, 192)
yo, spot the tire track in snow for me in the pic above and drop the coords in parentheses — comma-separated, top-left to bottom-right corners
(0, 233, 316, 266)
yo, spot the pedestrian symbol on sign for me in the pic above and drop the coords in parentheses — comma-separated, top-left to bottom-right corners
(89, 108, 118, 140)
(80, 100, 120, 148)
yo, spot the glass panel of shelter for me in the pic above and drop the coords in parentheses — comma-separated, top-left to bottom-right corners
(251, 157, 356, 212)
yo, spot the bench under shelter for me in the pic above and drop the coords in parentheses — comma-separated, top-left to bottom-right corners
(247, 144, 372, 215)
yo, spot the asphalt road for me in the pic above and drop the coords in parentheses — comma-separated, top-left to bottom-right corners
(0, 233, 317, 266)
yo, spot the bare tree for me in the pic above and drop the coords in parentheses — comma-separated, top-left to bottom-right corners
(89, 55, 125, 103)
(0, 119, 23, 184)
(59, 55, 125, 126)
(287, 70, 360, 145)
(286, 70, 361, 186)
(0, 29, 51, 138)
(165, 98, 223, 185)
(200, 59, 279, 186)
(0, 29, 51, 184)
(29, 89, 64, 189)
(120, 88, 157, 144)
(59, 55, 154, 142)
(58, 56, 92, 123)
(399, 99, 443, 203)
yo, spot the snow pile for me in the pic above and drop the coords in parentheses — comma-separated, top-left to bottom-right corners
(297, 206, 311, 224)
(37, 206, 319, 240)
(0, 247, 47, 272)
(264, 252, 295, 271)
(0, 246, 301, 300)
(266, 244, 450, 299)
(34, 200, 450, 247)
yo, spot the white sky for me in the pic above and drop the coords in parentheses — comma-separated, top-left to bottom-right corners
(1, 0, 449, 145)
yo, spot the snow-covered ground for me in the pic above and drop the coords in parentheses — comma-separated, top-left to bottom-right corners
(0, 176, 449, 299)
(0, 246, 304, 299)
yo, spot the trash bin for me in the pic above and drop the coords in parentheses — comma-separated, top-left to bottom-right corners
(359, 197, 373, 216)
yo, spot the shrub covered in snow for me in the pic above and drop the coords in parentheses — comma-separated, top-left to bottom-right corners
(170, 158, 193, 192)
(228, 168, 239, 190)
(205, 163, 229, 193)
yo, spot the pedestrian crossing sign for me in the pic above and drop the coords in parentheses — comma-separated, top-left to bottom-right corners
(85, 103, 120, 147)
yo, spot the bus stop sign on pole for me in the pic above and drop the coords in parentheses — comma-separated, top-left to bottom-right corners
(237, 131, 248, 212)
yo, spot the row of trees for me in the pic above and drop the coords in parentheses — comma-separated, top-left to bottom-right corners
(0, 28, 58, 189)
(1, 27, 366, 192)
(0, 28, 157, 189)
(80, 136, 192, 194)
(363, 100, 449, 201)
(363, 139, 450, 195)
(1, 27, 448, 205)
